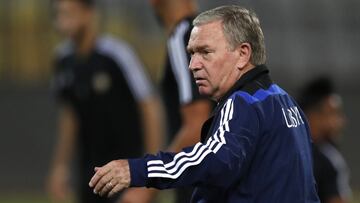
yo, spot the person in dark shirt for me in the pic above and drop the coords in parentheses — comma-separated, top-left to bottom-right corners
(149, 0, 213, 202)
(89, 5, 320, 203)
(47, 1, 163, 203)
(298, 76, 352, 203)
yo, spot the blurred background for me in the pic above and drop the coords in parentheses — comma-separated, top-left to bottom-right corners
(0, 0, 359, 202)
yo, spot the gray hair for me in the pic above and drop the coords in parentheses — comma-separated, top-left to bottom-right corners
(193, 5, 266, 65)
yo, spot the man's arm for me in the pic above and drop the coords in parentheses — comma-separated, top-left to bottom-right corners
(90, 97, 260, 197)
(110, 41, 165, 203)
(47, 105, 78, 201)
(168, 100, 212, 152)
(117, 96, 165, 203)
(139, 96, 165, 154)
(327, 197, 347, 203)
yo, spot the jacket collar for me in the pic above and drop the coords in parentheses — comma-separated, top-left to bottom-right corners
(201, 65, 269, 142)
(213, 64, 269, 114)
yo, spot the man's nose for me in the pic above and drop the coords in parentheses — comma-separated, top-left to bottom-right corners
(189, 55, 202, 71)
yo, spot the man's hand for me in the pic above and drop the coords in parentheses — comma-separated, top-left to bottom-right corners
(89, 160, 131, 198)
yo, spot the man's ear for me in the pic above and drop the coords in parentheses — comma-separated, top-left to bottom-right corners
(235, 42, 252, 70)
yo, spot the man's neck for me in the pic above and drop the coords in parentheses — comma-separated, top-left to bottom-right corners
(213, 64, 257, 102)
(75, 27, 97, 57)
(164, 4, 196, 34)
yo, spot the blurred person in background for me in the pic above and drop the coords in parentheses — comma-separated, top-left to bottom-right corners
(148, 0, 213, 202)
(298, 76, 352, 203)
(47, 0, 163, 203)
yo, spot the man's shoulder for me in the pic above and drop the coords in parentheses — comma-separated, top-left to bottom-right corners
(55, 40, 74, 61)
(94, 35, 142, 71)
(317, 142, 346, 171)
(169, 17, 194, 40)
(231, 83, 288, 105)
(95, 35, 134, 57)
(224, 83, 295, 125)
(313, 144, 334, 169)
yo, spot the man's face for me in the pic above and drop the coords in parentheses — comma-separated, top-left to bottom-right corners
(187, 20, 241, 101)
(149, 0, 167, 24)
(319, 95, 346, 138)
(55, 1, 91, 39)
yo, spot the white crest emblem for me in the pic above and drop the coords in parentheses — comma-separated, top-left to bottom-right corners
(92, 72, 111, 94)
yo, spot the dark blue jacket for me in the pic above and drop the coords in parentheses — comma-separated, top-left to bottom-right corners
(129, 65, 320, 203)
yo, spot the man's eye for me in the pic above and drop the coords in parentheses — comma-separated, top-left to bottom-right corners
(201, 50, 208, 55)
(202, 50, 211, 56)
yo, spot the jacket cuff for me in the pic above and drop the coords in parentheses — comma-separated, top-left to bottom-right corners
(128, 158, 148, 187)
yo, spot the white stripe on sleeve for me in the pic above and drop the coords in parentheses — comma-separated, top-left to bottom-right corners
(146, 99, 234, 179)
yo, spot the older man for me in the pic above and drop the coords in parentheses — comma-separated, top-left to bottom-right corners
(89, 5, 320, 202)
(148, 0, 213, 202)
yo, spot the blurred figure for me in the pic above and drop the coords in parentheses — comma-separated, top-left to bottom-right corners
(47, 0, 163, 203)
(298, 76, 352, 203)
(149, 0, 212, 202)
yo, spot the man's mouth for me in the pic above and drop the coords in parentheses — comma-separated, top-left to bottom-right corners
(194, 77, 206, 85)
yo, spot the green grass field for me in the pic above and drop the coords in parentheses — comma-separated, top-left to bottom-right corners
(0, 196, 49, 203)
(0, 190, 174, 203)
(1, 190, 359, 203)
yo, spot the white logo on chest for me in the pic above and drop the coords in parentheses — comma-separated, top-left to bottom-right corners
(282, 106, 304, 128)
(93, 71, 111, 94)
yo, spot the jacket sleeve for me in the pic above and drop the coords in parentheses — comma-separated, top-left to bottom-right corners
(128, 96, 260, 189)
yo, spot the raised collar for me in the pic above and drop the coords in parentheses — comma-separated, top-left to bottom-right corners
(214, 64, 269, 113)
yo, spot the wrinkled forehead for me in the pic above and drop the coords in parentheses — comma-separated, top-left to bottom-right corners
(188, 21, 224, 48)
(188, 20, 224, 44)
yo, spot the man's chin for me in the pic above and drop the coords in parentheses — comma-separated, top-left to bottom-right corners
(198, 87, 211, 97)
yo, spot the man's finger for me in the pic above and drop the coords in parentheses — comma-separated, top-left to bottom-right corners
(89, 166, 111, 187)
(107, 183, 125, 198)
(98, 179, 116, 197)
(93, 173, 114, 194)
